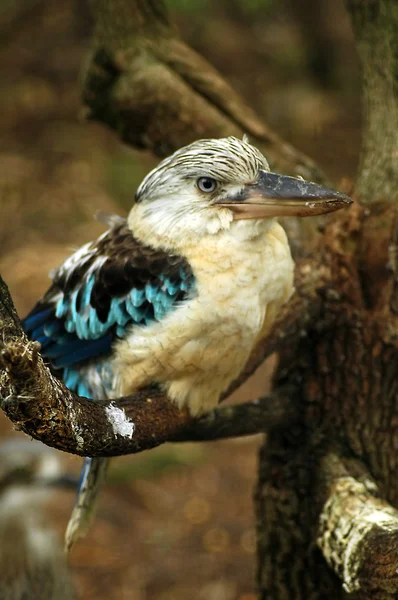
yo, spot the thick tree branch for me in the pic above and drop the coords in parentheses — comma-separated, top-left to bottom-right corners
(83, 0, 324, 181)
(0, 269, 24, 340)
(317, 452, 398, 596)
(0, 335, 189, 457)
(172, 387, 298, 443)
(0, 338, 294, 455)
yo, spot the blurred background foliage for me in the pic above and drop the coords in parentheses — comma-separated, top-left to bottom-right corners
(0, 0, 360, 598)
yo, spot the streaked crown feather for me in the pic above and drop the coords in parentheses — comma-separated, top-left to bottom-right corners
(136, 136, 269, 202)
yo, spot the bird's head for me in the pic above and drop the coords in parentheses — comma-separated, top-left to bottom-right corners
(128, 136, 351, 250)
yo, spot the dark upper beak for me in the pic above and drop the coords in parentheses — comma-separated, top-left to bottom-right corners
(215, 170, 352, 218)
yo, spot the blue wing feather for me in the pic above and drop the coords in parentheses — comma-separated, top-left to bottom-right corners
(22, 220, 194, 399)
(23, 307, 54, 331)
(22, 218, 196, 533)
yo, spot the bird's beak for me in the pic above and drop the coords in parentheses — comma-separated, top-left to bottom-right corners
(214, 170, 352, 219)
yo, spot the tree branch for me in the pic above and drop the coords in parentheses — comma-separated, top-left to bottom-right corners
(172, 386, 298, 443)
(0, 337, 295, 455)
(0, 335, 190, 457)
(317, 452, 398, 596)
(83, 0, 324, 181)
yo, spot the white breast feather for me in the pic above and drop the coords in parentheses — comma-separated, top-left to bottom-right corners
(112, 220, 294, 416)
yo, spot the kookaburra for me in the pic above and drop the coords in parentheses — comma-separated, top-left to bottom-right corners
(23, 136, 351, 545)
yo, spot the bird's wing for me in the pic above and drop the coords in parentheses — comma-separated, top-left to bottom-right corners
(22, 216, 194, 398)
(23, 216, 195, 551)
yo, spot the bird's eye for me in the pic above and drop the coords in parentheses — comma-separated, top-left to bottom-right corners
(197, 177, 217, 193)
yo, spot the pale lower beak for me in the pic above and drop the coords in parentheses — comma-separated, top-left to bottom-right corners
(215, 170, 352, 218)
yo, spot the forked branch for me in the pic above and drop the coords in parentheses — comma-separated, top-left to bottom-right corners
(84, 0, 324, 181)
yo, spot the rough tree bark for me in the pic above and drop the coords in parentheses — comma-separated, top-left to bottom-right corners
(0, 0, 397, 598)
(256, 1, 398, 598)
(83, 0, 323, 181)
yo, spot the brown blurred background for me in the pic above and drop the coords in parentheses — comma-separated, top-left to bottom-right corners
(0, 0, 361, 598)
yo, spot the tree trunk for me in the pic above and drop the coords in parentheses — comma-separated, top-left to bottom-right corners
(256, 1, 398, 597)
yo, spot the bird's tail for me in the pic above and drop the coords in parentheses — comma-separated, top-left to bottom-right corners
(65, 456, 109, 552)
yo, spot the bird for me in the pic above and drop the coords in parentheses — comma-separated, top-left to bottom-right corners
(22, 136, 351, 548)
